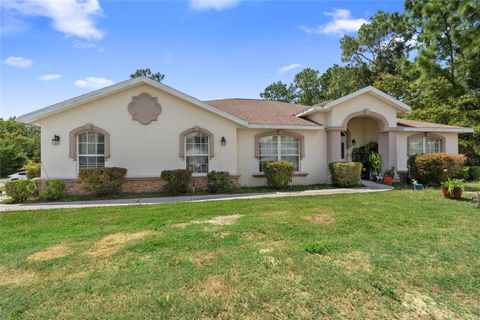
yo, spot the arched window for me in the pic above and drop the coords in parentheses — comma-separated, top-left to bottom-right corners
(409, 136, 441, 155)
(258, 135, 300, 172)
(78, 132, 105, 170)
(185, 132, 209, 173)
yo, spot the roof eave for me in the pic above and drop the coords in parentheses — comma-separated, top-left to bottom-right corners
(397, 127, 474, 133)
(247, 123, 323, 130)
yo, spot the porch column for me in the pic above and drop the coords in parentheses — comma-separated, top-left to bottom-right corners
(326, 128, 342, 164)
(378, 130, 397, 173)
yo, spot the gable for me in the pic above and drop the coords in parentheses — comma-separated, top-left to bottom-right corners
(18, 77, 248, 127)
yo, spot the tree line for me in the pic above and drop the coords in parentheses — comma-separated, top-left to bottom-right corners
(260, 0, 480, 164)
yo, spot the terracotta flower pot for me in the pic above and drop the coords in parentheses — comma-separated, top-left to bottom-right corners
(441, 186, 463, 200)
(441, 186, 450, 198)
(452, 187, 463, 200)
(384, 176, 393, 185)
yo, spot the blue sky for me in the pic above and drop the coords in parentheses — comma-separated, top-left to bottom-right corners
(0, 0, 403, 118)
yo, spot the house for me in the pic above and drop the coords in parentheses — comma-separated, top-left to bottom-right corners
(18, 76, 473, 194)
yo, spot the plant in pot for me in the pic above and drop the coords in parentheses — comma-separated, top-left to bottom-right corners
(383, 167, 395, 185)
(412, 179, 424, 190)
(367, 152, 381, 182)
(441, 178, 464, 200)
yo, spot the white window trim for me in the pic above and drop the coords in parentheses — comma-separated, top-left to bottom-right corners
(76, 132, 106, 173)
(408, 136, 442, 155)
(258, 135, 301, 172)
(184, 132, 210, 174)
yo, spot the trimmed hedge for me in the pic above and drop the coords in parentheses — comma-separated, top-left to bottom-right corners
(329, 162, 362, 187)
(161, 169, 192, 195)
(5, 179, 36, 203)
(207, 171, 231, 193)
(79, 167, 127, 196)
(264, 161, 294, 189)
(408, 153, 465, 186)
(39, 180, 65, 201)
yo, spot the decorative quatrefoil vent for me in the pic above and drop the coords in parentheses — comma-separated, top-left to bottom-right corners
(128, 92, 162, 125)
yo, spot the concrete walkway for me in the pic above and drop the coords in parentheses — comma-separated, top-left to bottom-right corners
(0, 180, 392, 212)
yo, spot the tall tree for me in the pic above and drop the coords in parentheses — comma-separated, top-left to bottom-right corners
(0, 118, 40, 176)
(130, 68, 165, 82)
(340, 11, 413, 76)
(292, 68, 323, 105)
(260, 81, 296, 103)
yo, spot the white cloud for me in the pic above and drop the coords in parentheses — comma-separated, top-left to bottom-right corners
(189, 0, 242, 11)
(74, 77, 115, 89)
(39, 74, 61, 81)
(278, 63, 304, 74)
(73, 41, 98, 49)
(300, 9, 368, 36)
(1, 0, 104, 41)
(2, 56, 33, 68)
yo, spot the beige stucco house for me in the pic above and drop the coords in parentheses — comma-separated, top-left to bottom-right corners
(18, 76, 473, 191)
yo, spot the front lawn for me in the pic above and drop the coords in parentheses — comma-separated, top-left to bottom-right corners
(0, 190, 479, 319)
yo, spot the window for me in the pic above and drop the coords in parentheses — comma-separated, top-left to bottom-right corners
(78, 132, 105, 170)
(258, 135, 300, 172)
(409, 136, 441, 155)
(185, 132, 209, 173)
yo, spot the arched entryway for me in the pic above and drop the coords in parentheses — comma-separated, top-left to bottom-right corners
(326, 109, 397, 174)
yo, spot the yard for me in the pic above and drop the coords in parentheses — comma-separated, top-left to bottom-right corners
(0, 190, 479, 319)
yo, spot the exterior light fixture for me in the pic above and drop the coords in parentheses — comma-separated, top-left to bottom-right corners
(221, 136, 227, 146)
(351, 139, 357, 146)
(52, 134, 60, 145)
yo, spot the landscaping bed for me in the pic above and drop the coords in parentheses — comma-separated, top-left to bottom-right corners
(0, 190, 478, 319)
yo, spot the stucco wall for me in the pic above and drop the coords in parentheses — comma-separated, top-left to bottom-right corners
(326, 93, 399, 128)
(236, 128, 328, 186)
(396, 132, 459, 172)
(346, 117, 379, 160)
(39, 84, 239, 179)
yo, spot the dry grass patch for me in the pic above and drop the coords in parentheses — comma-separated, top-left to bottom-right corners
(335, 251, 372, 274)
(190, 274, 227, 297)
(173, 214, 243, 228)
(0, 267, 37, 286)
(305, 214, 334, 224)
(401, 291, 456, 320)
(189, 250, 219, 267)
(27, 244, 70, 262)
(88, 231, 153, 257)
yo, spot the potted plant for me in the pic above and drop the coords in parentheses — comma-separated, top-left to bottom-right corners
(412, 179, 424, 190)
(383, 167, 395, 185)
(367, 152, 381, 182)
(441, 178, 464, 200)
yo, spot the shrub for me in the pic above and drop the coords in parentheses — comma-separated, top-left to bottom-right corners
(469, 166, 480, 181)
(305, 242, 330, 255)
(79, 167, 127, 196)
(22, 160, 40, 179)
(459, 166, 470, 181)
(367, 152, 382, 176)
(39, 180, 65, 201)
(161, 169, 192, 195)
(207, 171, 231, 193)
(5, 179, 36, 203)
(329, 162, 362, 187)
(263, 161, 294, 189)
(408, 153, 465, 186)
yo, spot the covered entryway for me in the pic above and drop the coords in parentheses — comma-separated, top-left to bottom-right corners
(327, 109, 397, 173)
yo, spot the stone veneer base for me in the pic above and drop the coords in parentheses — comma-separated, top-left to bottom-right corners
(37, 176, 240, 196)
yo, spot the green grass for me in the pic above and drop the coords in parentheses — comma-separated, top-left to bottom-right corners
(465, 181, 480, 193)
(1, 190, 479, 319)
